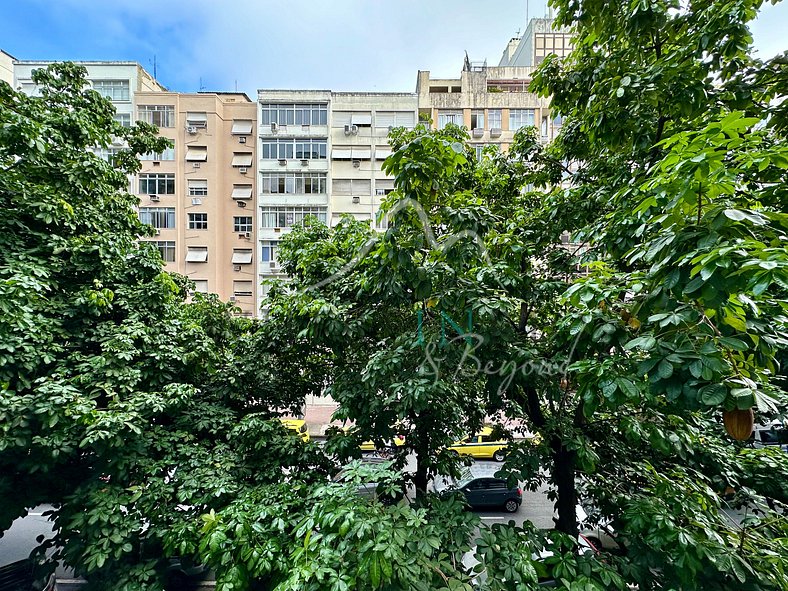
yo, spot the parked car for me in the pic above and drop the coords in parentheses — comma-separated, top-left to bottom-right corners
(0, 558, 55, 591)
(448, 427, 509, 461)
(753, 420, 788, 452)
(435, 468, 522, 512)
(280, 418, 309, 442)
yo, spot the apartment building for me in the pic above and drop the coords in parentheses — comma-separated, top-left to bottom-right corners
(134, 91, 258, 317)
(418, 17, 571, 155)
(255, 91, 418, 309)
(13, 60, 166, 129)
(0, 50, 14, 85)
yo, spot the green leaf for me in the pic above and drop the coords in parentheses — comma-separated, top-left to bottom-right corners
(657, 359, 674, 379)
(699, 383, 726, 405)
(719, 337, 748, 351)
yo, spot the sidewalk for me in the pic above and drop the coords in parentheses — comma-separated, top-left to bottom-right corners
(293, 398, 533, 439)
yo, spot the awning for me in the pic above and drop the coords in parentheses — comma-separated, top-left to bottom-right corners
(352, 148, 371, 160)
(332, 148, 352, 160)
(186, 112, 207, 123)
(351, 114, 372, 126)
(375, 147, 393, 160)
(232, 153, 253, 167)
(232, 185, 253, 199)
(185, 147, 208, 161)
(232, 120, 253, 134)
(231, 250, 253, 264)
(185, 248, 208, 263)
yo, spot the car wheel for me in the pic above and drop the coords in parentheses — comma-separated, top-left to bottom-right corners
(504, 499, 519, 513)
(493, 449, 506, 462)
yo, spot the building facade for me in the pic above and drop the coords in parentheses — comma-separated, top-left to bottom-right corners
(256, 90, 418, 310)
(134, 91, 258, 317)
(0, 50, 14, 85)
(498, 18, 574, 67)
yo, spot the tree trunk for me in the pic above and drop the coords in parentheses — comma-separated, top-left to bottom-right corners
(414, 449, 429, 500)
(552, 439, 579, 539)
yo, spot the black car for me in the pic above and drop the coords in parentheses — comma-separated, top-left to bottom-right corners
(437, 472, 522, 512)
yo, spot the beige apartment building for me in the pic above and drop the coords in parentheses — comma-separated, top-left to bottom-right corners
(418, 17, 572, 155)
(0, 50, 14, 85)
(134, 91, 258, 317)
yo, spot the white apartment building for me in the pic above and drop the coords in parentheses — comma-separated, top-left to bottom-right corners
(256, 90, 418, 310)
(13, 61, 166, 129)
(0, 50, 14, 85)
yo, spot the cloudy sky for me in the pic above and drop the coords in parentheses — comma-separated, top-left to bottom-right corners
(2, 0, 786, 97)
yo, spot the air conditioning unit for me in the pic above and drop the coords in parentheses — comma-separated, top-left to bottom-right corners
(238, 232, 251, 239)
(472, 128, 484, 138)
(191, 197, 202, 205)
(187, 126, 198, 134)
(229, 296, 237, 302)
(233, 265, 242, 272)
(352, 196, 360, 204)
(344, 124, 352, 135)
(269, 262, 278, 270)
(239, 136, 247, 144)
(239, 167, 248, 174)
(490, 127, 502, 138)
(154, 229, 161, 236)
(273, 227, 281, 233)
(270, 122, 278, 132)
(150, 194, 160, 202)
(300, 159, 309, 166)
(237, 201, 247, 208)
(192, 162, 201, 168)
(278, 159, 287, 166)
(350, 124, 359, 134)
(352, 159, 361, 168)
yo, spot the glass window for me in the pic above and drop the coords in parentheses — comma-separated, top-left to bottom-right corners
(145, 240, 175, 262)
(138, 105, 175, 127)
(488, 110, 502, 129)
(139, 174, 175, 195)
(114, 113, 131, 127)
(261, 241, 279, 263)
(260, 103, 328, 126)
(140, 148, 175, 161)
(470, 110, 484, 130)
(437, 111, 463, 129)
(509, 109, 535, 130)
(259, 173, 326, 194)
(94, 80, 130, 101)
(188, 213, 208, 230)
(192, 279, 209, 293)
(260, 207, 327, 229)
(188, 180, 208, 196)
(261, 139, 327, 160)
(139, 207, 175, 228)
(234, 216, 253, 233)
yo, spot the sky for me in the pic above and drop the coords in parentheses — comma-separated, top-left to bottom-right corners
(1, 0, 786, 98)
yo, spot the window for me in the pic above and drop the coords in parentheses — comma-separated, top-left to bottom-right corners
(375, 111, 415, 128)
(375, 180, 395, 196)
(95, 147, 122, 162)
(260, 206, 327, 229)
(375, 146, 393, 160)
(534, 33, 573, 64)
(475, 145, 487, 161)
(139, 207, 175, 228)
(186, 112, 208, 128)
(260, 241, 279, 263)
(332, 179, 371, 195)
(509, 109, 535, 130)
(350, 112, 372, 126)
(192, 279, 209, 293)
(185, 246, 209, 263)
(138, 105, 175, 127)
(188, 213, 208, 230)
(94, 80, 130, 101)
(234, 216, 253, 233)
(260, 139, 326, 160)
(114, 113, 131, 127)
(232, 152, 254, 167)
(185, 146, 208, 161)
(437, 111, 463, 129)
(488, 110, 502, 129)
(139, 173, 175, 195)
(375, 210, 389, 229)
(233, 281, 253, 297)
(232, 249, 253, 265)
(188, 180, 208, 196)
(140, 148, 175, 161)
(231, 120, 253, 134)
(260, 103, 328, 126)
(470, 110, 484, 130)
(331, 146, 371, 160)
(145, 240, 175, 262)
(259, 173, 326, 194)
(232, 184, 253, 200)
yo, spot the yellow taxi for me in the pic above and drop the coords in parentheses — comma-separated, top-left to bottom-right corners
(448, 427, 509, 462)
(280, 418, 310, 443)
(343, 426, 406, 454)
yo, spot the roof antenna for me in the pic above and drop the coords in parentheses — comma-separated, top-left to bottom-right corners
(199, 77, 206, 92)
(149, 54, 157, 79)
